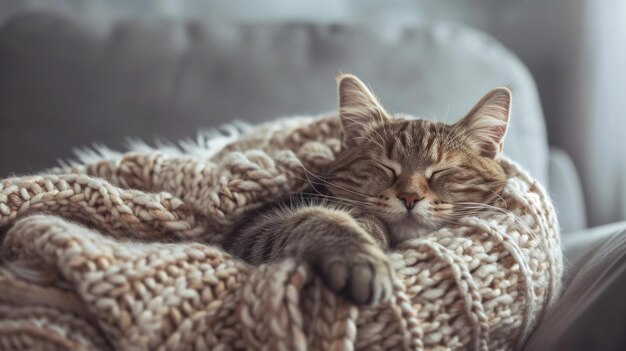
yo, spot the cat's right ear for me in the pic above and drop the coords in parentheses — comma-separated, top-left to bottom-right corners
(454, 87, 512, 159)
(337, 74, 389, 147)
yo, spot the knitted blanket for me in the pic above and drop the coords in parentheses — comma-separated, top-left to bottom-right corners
(0, 115, 562, 350)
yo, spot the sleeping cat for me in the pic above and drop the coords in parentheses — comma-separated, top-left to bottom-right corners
(224, 74, 511, 305)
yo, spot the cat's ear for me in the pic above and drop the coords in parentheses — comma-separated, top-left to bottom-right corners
(337, 74, 389, 147)
(455, 87, 511, 159)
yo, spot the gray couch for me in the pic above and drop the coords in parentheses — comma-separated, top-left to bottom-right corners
(0, 10, 624, 350)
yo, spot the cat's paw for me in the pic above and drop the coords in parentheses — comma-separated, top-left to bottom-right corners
(316, 248, 393, 305)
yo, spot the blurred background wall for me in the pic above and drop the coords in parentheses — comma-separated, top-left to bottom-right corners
(1, 0, 625, 227)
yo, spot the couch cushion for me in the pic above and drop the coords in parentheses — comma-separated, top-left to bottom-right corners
(0, 11, 549, 185)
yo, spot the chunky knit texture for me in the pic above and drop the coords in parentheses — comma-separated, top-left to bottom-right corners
(0, 116, 562, 350)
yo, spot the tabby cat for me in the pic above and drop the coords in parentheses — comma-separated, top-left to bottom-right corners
(224, 75, 511, 305)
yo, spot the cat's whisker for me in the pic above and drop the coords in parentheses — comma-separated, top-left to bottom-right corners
(487, 189, 508, 208)
(278, 162, 357, 198)
(277, 164, 331, 193)
(432, 217, 461, 227)
(455, 202, 511, 215)
(449, 202, 510, 217)
(453, 202, 550, 258)
(294, 160, 331, 193)
(278, 160, 375, 199)
(292, 192, 372, 207)
(454, 202, 535, 234)
(324, 180, 376, 198)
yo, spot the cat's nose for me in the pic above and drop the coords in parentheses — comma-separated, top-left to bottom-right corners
(398, 193, 422, 210)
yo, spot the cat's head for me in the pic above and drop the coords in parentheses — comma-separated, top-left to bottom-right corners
(326, 74, 511, 243)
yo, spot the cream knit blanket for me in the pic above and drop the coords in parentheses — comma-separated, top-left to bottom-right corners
(0, 116, 562, 350)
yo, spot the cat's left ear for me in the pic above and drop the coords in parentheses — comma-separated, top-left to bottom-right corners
(337, 74, 389, 147)
(455, 87, 512, 159)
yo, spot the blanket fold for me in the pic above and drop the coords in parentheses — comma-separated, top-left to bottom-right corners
(0, 116, 562, 350)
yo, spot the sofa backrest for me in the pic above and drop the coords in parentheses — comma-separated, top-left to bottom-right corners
(0, 11, 549, 185)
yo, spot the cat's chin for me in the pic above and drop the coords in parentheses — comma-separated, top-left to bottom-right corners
(388, 217, 439, 242)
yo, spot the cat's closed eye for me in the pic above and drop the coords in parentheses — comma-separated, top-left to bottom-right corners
(377, 163, 398, 179)
(427, 166, 453, 181)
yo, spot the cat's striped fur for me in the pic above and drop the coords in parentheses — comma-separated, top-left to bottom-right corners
(224, 75, 511, 305)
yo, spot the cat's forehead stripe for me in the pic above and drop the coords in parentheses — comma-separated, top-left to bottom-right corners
(375, 118, 449, 169)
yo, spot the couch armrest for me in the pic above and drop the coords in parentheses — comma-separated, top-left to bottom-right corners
(548, 147, 587, 232)
(524, 222, 626, 350)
